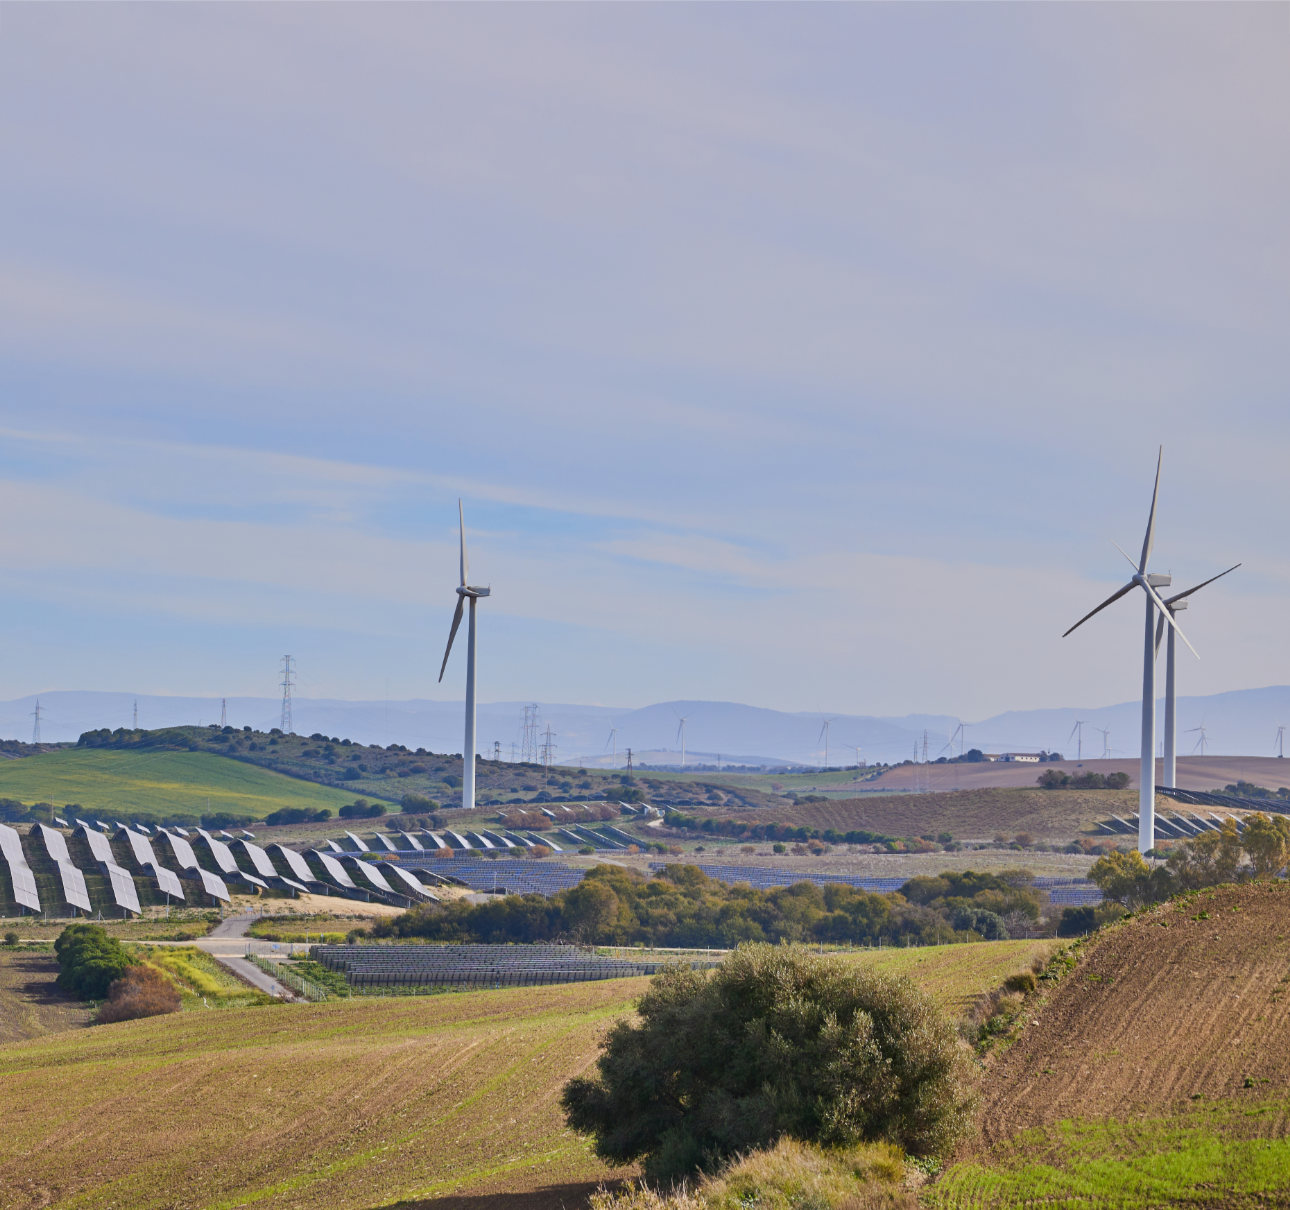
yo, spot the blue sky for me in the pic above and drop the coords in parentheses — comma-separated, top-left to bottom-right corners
(1, 4, 1288, 722)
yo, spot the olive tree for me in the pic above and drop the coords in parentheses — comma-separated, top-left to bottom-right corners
(561, 943, 976, 1184)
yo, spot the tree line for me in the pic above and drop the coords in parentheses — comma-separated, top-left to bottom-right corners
(368, 863, 1043, 948)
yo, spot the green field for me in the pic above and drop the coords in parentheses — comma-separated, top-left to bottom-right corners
(0, 748, 358, 821)
(929, 1103, 1290, 1207)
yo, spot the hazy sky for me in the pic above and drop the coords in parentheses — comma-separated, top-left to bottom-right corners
(2, 4, 1288, 722)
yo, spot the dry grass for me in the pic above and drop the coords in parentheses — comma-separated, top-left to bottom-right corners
(589, 1138, 916, 1209)
(0, 950, 93, 1043)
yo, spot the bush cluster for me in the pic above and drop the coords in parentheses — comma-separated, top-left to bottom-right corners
(371, 864, 1037, 948)
(55, 924, 132, 1000)
(338, 799, 388, 819)
(1037, 769, 1130, 790)
(562, 944, 977, 1183)
(1090, 813, 1290, 909)
(264, 806, 333, 826)
(96, 965, 182, 1024)
(664, 810, 895, 847)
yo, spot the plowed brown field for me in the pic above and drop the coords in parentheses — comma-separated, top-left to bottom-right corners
(977, 881, 1290, 1147)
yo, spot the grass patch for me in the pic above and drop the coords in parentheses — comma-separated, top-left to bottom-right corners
(135, 946, 274, 1009)
(0, 748, 357, 821)
(929, 1099, 1290, 1207)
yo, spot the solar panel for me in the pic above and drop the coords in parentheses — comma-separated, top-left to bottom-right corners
(37, 823, 72, 864)
(468, 831, 495, 849)
(370, 834, 398, 851)
(235, 840, 280, 880)
(344, 831, 370, 852)
(118, 829, 185, 899)
(53, 817, 68, 827)
(196, 868, 230, 902)
(79, 825, 115, 865)
(379, 862, 439, 900)
(422, 831, 448, 849)
(344, 856, 398, 895)
(310, 850, 359, 890)
(446, 830, 473, 849)
(266, 843, 318, 884)
(197, 834, 242, 876)
(53, 858, 93, 912)
(399, 831, 425, 850)
(0, 823, 42, 912)
(239, 830, 255, 839)
(163, 832, 200, 870)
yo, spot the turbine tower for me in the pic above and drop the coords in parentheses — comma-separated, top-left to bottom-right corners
(1187, 724, 1208, 756)
(1277, 726, 1286, 759)
(1093, 726, 1111, 758)
(1153, 564, 1239, 789)
(1069, 720, 1085, 760)
(438, 501, 491, 810)
(1063, 448, 1196, 854)
(676, 717, 688, 767)
(818, 718, 835, 769)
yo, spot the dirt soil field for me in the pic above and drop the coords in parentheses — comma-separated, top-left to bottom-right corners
(0, 940, 1052, 1210)
(865, 754, 1290, 795)
(681, 786, 1141, 843)
(975, 880, 1290, 1145)
(0, 950, 93, 1043)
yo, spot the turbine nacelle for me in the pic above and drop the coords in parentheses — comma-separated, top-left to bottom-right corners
(456, 586, 491, 599)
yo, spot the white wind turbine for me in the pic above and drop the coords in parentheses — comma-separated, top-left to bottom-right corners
(1153, 563, 1239, 789)
(1187, 723, 1209, 756)
(676, 717, 688, 767)
(437, 501, 491, 810)
(818, 718, 836, 769)
(1063, 448, 1197, 854)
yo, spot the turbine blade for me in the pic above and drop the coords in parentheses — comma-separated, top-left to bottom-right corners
(1165, 562, 1242, 606)
(1111, 540, 1139, 573)
(1068, 721, 1079, 741)
(1062, 580, 1136, 638)
(458, 499, 468, 587)
(1140, 579, 1199, 659)
(1139, 446, 1163, 574)
(1154, 611, 1166, 657)
(437, 597, 465, 682)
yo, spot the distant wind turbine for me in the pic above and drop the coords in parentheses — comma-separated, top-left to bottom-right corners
(437, 501, 491, 810)
(1152, 563, 1240, 788)
(818, 718, 835, 769)
(1063, 447, 1196, 854)
(1069, 720, 1086, 760)
(676, 717, 688, 767)
(605, 728, 618, 765)
(1277, 726, 1286, 759)
(1187, 724, 1208, 756)
(1093, 726, 1111, 758)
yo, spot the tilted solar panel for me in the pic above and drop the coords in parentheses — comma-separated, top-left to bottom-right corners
(266, 844, 317, 884)
(235, 840, 279, 880)
(310, 850, 359, 890)
(196, 868, 231, 901)
(0, 823, 42, 912)
(53, 859, 93, 912)
(345, 857, 397, 895)
(37, 822, 72, 864)
(79, 825, 115, 865)
(344, 831, 370, 852)
(380, 863, 438, 900)
(104, 862, 141, 914)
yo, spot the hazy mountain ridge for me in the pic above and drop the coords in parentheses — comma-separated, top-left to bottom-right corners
(5, 687, 1289, 768)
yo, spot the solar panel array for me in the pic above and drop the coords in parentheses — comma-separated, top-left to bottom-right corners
(394, 854, 588, 896)
(118, 829, 186, 899)
(313, 943, 717, 990)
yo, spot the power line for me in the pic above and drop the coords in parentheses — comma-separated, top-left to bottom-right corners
(540, 725, 557, 770)
(280, 655, 295, 733)
(31, 699, 41, 745)
(521, 704, 540, 763)
(220, 698, 227, 728)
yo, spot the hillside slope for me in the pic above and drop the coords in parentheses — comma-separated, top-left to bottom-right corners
(0, 748, 357, 821)
(932, 881, 1290, 1207)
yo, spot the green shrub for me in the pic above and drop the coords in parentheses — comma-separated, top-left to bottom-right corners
(3, 931, 18, 947)
(562, 944, 976, 1184)
(54, 923, 132, 1000)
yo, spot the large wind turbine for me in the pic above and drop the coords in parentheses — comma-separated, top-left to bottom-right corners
(1154, 564, 1239, 789)
(438, 501, 491, 810)
(1063, 448, 1196, 854)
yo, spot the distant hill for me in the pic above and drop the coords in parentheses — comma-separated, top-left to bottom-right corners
(0, 748, 358, 823)
(3, 685, 1290, 768)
